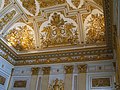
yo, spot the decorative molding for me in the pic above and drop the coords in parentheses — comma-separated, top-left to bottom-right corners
(0, 0, 114, 66)
(42, 67, 51, 75)
(92, 78, 111, 88)
(77, 64, 87, 73)
(64, 65, 73, 74)
(31, 67, 40, 75)
(13, 80, 27, 88)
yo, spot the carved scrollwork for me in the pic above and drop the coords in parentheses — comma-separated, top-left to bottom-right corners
(85, 13, 105, 44)
(40, 12, 79, 48)
(5, 25, 35, 51)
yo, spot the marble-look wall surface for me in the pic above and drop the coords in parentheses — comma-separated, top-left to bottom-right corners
(0, 56, 13, 90)
(8, 60, 115, 90)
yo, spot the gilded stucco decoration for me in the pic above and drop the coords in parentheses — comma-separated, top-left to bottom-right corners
(17, 0, 39, 16)
(84, 9, 105, 44)
(48, 78, 64, 90)
(93, 0, 103, 7)
(5, 24, 35, 51)
(92, 78, 111, 87)
(40, 12, 79, 48)
(66, 0, 84, 9)
(0, 10, 16, 31)
(37, 0, 65, 8)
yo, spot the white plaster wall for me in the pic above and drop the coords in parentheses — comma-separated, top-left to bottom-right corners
(87, 72, 115, 90)
(0, 56, 13, 90)
(9, 76, 31, 90)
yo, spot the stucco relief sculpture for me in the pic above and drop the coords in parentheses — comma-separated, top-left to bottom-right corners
(0, 10, 16, 30)
(48, 78, 64, 90)
(20, 0, 36, 15)
(5, 25, 35, 51)
(40, 12, 79, 48)
(85, 13, 105, 44)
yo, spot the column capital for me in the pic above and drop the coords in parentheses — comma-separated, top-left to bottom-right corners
(31, 67, 40, 75)
(77, 64, 87, 73)
(64, 65, 74, 74)
(42, 67, 51, 75)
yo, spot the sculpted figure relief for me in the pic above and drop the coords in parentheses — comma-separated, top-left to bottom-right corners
(48, 78, 64, 90)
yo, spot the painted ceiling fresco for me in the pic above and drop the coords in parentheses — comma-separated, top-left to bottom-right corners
(0, 0, 113, 64)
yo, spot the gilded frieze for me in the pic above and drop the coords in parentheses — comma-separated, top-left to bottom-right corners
(15, 53, 113, 65)
(37, 0, 65, 8)
(40, 12, 79, 48)
(85, 12, 105, 44)
(0, 10, 16, 30)
(5, 25, 35, 51)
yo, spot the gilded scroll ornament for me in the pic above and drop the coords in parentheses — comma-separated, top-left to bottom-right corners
(48, 78, 64, 90)
(40, 12, 79, 48)
(5, 25, 35, 51)
(85, 14, 105, 44)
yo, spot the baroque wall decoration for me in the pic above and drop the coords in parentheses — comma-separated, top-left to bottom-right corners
(13, 80, 27, 88)
(0, 10, 16, 31)
(40, 12, 79, 48)
(37, 0, 65, 8)
(0, 75, 6, 85)
(66, 0, 84, 9)
(84, 9, 105, 44)
(48, 78, 64, 90)
(16, 0, 40, 16)
(4, 23, 35, 51)
(92, 77, 111, 88)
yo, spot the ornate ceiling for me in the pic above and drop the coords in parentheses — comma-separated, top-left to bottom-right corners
(0, 0, 113, 65)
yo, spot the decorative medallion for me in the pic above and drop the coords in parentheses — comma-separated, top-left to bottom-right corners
(84, 9, 105, 44)
(40, 12, 79, 48)
(66, 0, 84, 9)
(5, 23, 35, 51)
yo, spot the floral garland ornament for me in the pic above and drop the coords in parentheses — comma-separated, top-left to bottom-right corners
(5, 24, 35, 51)
(40, 12, 79, 48)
